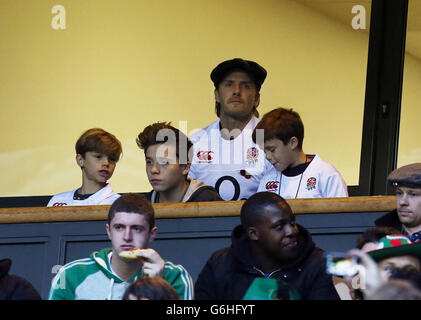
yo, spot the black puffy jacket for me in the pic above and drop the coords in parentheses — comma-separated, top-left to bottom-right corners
(195, 224, 340, 300)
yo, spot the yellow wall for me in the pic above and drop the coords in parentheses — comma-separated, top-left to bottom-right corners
(396, 0, 421, 168)
(0, 0, 372, 196)
(398, 53, 421, 167)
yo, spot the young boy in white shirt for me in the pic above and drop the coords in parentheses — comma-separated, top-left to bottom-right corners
(252, 107, 348, 199)
(47, 128, 122, 206)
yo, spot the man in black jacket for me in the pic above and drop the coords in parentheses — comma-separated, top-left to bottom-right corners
(194, 192, 340, 300)
(375, 163, 421, 243)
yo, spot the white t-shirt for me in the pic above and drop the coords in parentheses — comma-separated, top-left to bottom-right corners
(257, 154, 348, 199)
(188, 116, 273, 200)
(47, 183, 120, 206)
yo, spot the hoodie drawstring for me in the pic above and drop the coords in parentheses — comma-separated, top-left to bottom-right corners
(107, 278, 114, 300)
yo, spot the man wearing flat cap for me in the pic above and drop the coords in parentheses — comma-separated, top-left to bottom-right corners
(376, 163, 421, 243)
(188, 58, 274, 200)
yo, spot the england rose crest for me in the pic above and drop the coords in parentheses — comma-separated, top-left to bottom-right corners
(306, 177, 317, 191)
(246, 147, 259, 165)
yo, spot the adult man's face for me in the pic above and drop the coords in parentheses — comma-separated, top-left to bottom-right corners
(215, 71, 260, 121)
(252, 203, 300, 263)
(396, 186, 421, 229)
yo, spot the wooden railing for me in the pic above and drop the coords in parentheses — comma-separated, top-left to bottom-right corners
(0, 196, 396, 224)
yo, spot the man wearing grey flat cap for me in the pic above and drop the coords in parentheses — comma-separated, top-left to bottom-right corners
(188, 58, 274, 201)
(376, 163, 421, 243)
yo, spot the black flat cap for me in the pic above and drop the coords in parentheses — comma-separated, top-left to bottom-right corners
(387, 163, 421, 186)
(210, 58, 267, 91)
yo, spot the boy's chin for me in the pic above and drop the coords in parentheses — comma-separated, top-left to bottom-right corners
(151, 186, 168, 192)
(274, 163, 287, 172)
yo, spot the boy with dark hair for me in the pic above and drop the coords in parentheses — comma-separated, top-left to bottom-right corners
(252, 107, 348, 199)
(48, 193, 194, 300)
(47, 128, 122, 206)
(137, 122, 222, 203)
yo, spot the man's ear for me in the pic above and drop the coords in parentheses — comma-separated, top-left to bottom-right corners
(247, 227, 259, 241)
(76, 154, 84, 169)
(254, 92, 260, 108)
(148, 226, 158, 243)
(214, 88, 221, 103)
(288, 137, 299, 150)
(181, 162, 191, 176)
(106, 224, 111, 241)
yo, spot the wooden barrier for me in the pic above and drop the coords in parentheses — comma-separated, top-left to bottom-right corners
(0, 195, 396, 298)
(0, 195, 396, 224)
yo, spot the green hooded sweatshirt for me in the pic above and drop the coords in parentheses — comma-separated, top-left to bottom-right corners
(48, 248, 194, 300)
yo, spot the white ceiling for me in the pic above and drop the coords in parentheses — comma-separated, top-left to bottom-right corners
(295, 0, 420, 60)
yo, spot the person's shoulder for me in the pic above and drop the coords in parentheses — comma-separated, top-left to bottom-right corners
(56, 256, 96, 276)
(78, 184, 120, 205)
(163, 261, 194, 299)
(311, 154, 337, 170)
(247, 116, 261, 128)
(99, 190, 120, 205)
(97, 184, 119, 197)
(47, 189, 77, 206)
(257, 165, 279, 189)
(49, 256, 97, 294)
(296, 226, 324, 262)
(6, 274, 42, 300)
(50, 189, 76, 198)
(187, 186, 223, 202)
(164, 261, 191, 276)
(310, 246, 326, 260)
(309, 155, 344, 178)
(208, 246, 231, 263)
(260, 165, 279, 178)
(375, 209, 401, 228)
(189, 119, 220, 141)
(49, 255, 100, 300)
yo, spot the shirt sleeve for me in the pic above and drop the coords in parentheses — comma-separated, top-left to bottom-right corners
(322, 171, 349, 198)
(164, 262, 194, 300)
(48, 269, 75, 300)
(46, 195, 57, 207)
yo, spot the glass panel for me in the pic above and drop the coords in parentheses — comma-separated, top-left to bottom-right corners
(397, 0, 421, 167)
(0, 0, 370, 196)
